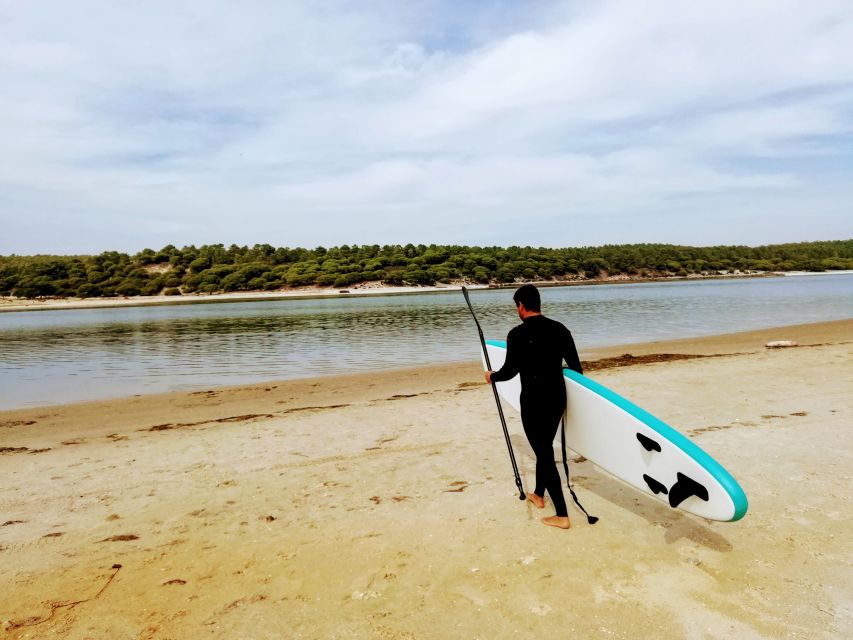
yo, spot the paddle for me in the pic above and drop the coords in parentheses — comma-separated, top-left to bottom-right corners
(462, 287, 526, 501)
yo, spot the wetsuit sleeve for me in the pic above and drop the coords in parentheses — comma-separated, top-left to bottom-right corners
(490, 329, 521, 382)
(562, 327, 583, 375)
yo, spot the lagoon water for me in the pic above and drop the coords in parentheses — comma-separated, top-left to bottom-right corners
(1, 273, 852, 410)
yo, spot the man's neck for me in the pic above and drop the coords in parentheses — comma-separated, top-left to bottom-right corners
(520, 310, 542, 320)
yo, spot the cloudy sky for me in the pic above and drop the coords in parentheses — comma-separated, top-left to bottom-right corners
(1, 1, 851, 255)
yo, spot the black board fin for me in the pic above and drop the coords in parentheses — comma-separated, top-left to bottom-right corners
(668, 472, 709, 508)
(636, 433, 661, 452)
(643, 474, 669, 495)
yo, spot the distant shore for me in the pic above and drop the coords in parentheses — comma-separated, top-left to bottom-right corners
(0, 282, 475, 313)
(5, 269, 846, 313)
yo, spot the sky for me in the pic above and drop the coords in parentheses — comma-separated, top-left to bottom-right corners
(1, 0, 852, 255)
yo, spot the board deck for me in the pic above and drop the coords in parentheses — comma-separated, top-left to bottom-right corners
(485, 339, 748, 522)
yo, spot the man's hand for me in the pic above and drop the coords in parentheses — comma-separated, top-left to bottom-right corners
(484, 371, 493, 384)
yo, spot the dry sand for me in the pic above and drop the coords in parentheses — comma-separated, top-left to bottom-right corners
(1, 320, 851, 639)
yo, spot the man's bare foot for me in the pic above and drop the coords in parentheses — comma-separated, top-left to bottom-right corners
(526, 492, 545, 509)
(542, 516, 571, 529)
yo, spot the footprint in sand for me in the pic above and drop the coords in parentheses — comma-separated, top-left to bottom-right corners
(443, 481, 469, 493)
(0, 420, 37, 428)
(0, 447, 30, 455)
(456, 382, 481, 389)
(98, 534, 139, 542)
(451, 585, 489, 607)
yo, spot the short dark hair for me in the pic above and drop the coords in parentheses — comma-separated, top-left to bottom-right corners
(513, 284, 541, 312)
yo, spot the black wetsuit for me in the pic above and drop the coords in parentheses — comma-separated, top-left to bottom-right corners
(490, 315, 583, 517)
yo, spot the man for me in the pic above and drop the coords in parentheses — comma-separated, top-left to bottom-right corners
(485, 284, 583, 529)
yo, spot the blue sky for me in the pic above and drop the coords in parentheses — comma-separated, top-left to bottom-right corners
(1, 0, 851, 254)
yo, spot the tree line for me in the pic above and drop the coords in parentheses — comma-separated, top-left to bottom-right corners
(1, 240, 851, 299)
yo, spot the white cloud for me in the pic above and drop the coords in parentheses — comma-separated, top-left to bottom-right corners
(0, 0, 851, 254)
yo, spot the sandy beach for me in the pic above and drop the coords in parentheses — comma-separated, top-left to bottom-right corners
(1, 319, 851, 639)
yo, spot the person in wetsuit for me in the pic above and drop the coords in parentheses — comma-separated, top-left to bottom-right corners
(485, 284, 583, 530)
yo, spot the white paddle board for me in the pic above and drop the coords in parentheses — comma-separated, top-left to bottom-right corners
(484, 339, 748, 522)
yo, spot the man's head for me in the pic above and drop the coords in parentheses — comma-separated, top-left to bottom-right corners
(513, 284, 541, 317)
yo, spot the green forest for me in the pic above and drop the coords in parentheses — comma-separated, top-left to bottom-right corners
(1, 240, 851, 299)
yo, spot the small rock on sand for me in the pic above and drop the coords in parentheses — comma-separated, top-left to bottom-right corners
(765, 340, 798, 348)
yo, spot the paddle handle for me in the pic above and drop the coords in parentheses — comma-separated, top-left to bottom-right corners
(462, 287, 525, 501)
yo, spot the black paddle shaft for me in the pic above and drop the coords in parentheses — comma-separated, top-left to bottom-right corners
(462, 287, 526, 501)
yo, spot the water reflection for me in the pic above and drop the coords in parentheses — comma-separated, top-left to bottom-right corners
(1, 274, 851, 408)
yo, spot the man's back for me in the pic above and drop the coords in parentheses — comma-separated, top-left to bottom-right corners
(502, 314, 582, 401)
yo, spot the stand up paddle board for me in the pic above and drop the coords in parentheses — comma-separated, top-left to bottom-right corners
(484, 340, 748, 522)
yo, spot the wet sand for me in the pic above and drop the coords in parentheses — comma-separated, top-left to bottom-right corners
(1, 319, 851, 638)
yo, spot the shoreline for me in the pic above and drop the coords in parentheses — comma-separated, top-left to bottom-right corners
(5, 270, 848, 314)
(2, 317, 849, 417)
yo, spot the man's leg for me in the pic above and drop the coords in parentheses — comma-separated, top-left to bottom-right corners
(522, 407, 570, 528)
(534, 437, 568, 517)
(537, 443, 571, 529)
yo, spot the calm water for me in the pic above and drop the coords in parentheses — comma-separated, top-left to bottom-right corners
(1, 273, 851, 409)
